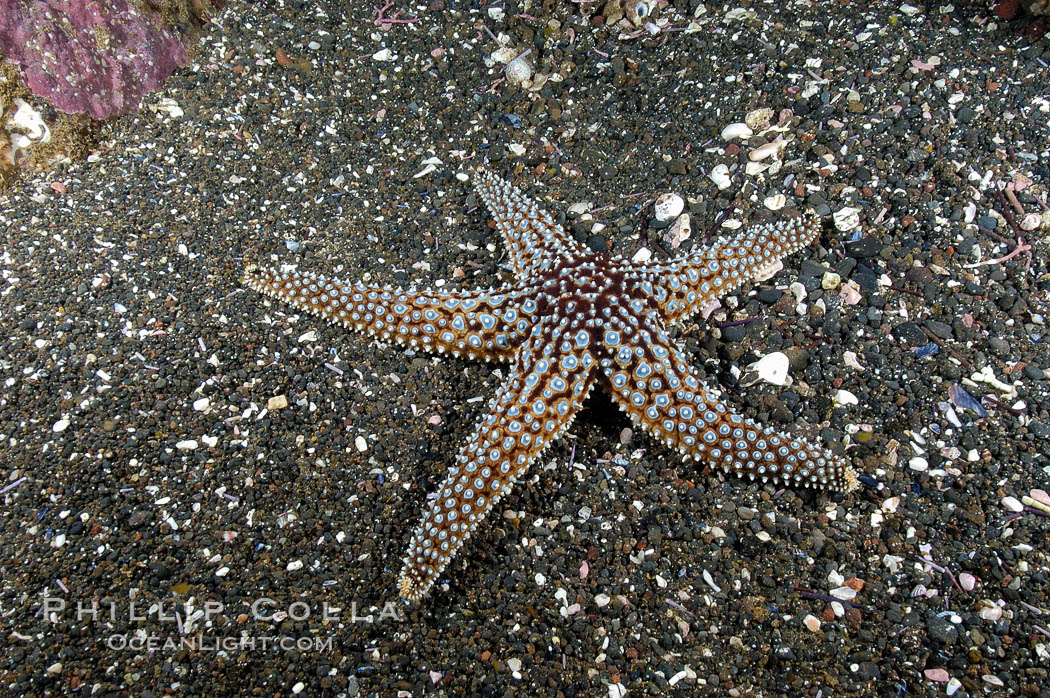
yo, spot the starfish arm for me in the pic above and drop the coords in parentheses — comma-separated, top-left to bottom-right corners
(473, 170, 589, 277)
(597, 319, 858, 493)
(243, 265, 538, 362)
(398, 328, 597, 602)
(627, 213, 823, 324)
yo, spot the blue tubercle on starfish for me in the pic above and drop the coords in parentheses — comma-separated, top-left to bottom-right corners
(243, 170, 860, 603)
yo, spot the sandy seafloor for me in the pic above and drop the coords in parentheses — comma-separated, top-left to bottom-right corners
(2, 0, 1050, 696)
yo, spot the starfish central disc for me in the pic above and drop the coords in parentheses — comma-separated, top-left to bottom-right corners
(243, 170, 859, 603)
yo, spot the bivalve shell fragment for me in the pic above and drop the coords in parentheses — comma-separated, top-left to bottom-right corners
(654, 193, 685, 221)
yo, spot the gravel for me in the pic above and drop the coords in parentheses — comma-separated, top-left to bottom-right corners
(1, 1, 1049, 696)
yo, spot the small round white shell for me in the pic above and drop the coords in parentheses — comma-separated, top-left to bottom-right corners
(505, 57, 533, 85)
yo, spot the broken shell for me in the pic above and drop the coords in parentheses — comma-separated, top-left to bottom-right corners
(821, 271, 842, 290)
(720, 122, 753, 141)
(745, 107, 774, 131)
(763, 194, 785, 210)
(663, 214, 691, 248)
(748, 140, 783, 162)
(1019, 213, 1041, 231)
(11, 99, 49, 141)
(748, 352, 791, 386)
(654, 193, 685, 221)
(833, 206, 861, 232)
(709, 163, 732, 190)
(832, 389, 858, 407)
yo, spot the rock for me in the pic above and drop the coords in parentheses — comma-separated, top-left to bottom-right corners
(893, 322, 927, 346)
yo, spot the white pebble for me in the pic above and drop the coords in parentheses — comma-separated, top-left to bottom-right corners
(1001, 496, 1023, 512)
(654, 193, 684, 221)
(52, 533, 66, 548)
(803, 614, 821, 632)
(507, 657, 522, 672)
(193, 397, 210, 411)
(371, 48, 392, 61)
(822, 271, 842, 290)
(959, 573, 976, 591)
(292, 682, 305, 694)
(535, 572, 546, 586)
(216, 566, 230, 577)
(594, 593, 611, 607)
(720, 122, 753, 141)
(355, 436, 368, 453)
(287, 560, 304, 571)
(52, 418, 69, 433)
(176, 440, 198, 450)
(908, 456, 928, 472)
(267, 394, 288, 410)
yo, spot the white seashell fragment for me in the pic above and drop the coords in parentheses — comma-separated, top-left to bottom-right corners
(709, 163, 732, 190)
(833, 207, 861, 231)
(371, 48, 392, 61)
(355, 436, 368, 452)
(664, 214, 691, 248)
(832, 389, 858, 407)
(286, 560, 304, 571)
(763, 194, 786, 210)
(839, 280, 862, 305)
(749, 140, 783, 162)
(1019, 213, 1042, 231)
(745, 161, 771, 176)
(958, 573, 976, 591)
(830, 586, 857, 600)
(721, 122, 753, 141)
(978, 601, 1002, 621)
(803, 614, 821, 632)
(745, 107, 774, 131)
(751, 259, 782, 282)
(821, 271, 841, 289)
(11, 99, 49, 141)
(908, 456, 928, 471)
(843, 351, 865, 371)
(748, 352, 791, 386)
(654, 193, 685, 221)
(53, 418, 69, 433)
(193, 397, 210, 411)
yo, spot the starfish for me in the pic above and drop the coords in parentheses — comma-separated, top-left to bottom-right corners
(243, 170, 859, 603)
